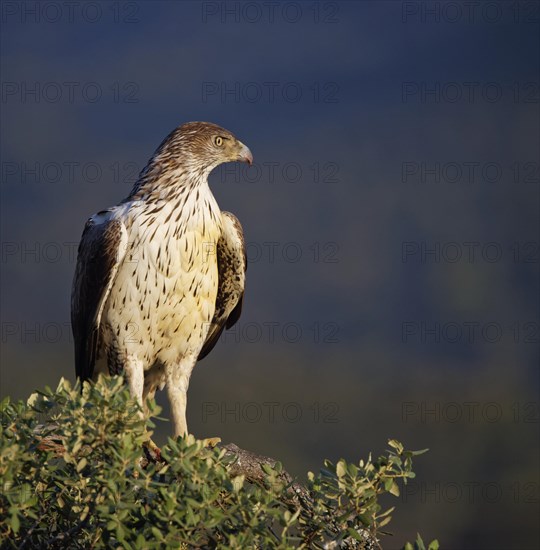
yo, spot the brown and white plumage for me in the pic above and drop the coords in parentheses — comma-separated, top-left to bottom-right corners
(71, 121, 251, 437)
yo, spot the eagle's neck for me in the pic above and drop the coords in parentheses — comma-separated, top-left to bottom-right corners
(123, 160, 221, 234)
(127, 154, 215, 200)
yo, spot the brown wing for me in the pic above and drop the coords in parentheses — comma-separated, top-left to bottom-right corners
(71, 210, 127, 382)
(198, 211, 246, 361)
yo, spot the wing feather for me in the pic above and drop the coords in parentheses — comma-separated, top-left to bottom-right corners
(198, 211, 246, 360)
(71, 210, 127, 382)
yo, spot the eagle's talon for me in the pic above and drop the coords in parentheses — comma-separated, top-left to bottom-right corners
(202, 436, 221, 448)
(143, 439, 164, 463)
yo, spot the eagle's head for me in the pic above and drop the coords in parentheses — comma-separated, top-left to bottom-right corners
(155, 121, 253, 172)
(131, 121, 253, 198)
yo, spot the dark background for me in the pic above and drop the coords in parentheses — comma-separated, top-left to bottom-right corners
(1, 1, 539, 548)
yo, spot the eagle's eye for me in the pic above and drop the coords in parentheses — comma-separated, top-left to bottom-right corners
(214, 136, 223, 147)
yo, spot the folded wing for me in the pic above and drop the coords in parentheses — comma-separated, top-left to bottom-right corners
(198, 211, 247, 360)
(71, 210, 128, 382)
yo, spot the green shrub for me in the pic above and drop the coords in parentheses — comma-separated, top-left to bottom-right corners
(0, 376, 438, 549)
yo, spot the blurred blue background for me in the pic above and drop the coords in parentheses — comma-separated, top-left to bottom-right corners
(1, 1, 539, 547)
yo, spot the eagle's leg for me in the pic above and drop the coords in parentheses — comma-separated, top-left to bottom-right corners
(124, 357, 161, 461)
(124, 356, 145, 411)
(142, 384, 156, 416)
(141, 383, 162, 462)
(165, 360, 192, 439)
(165, 356, 221, 447)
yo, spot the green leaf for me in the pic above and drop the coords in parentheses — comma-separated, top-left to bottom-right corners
(347, 528, 363, 541)
(336, 459, 347, 478)
(389, 481, 400, 497)
(411, 448, 429, 456)
(378, 514, 393, 528)
(377, 506, 395, 518)
(415, 532, 426, 550)
(11, 513, 20, 534)
(232, 475, 245, 492)
(76, 457, 88, 472)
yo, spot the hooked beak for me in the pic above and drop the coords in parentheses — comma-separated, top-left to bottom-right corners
(236, 141, 253, 165)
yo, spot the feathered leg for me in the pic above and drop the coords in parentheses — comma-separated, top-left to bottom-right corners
(124, 356, 145, 409)
(166, 357, 194, 438)
(166, 355, 220, 446)
(124, 357, 161, 461)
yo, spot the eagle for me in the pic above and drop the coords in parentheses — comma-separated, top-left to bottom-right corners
(71, 121, 252, 440)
